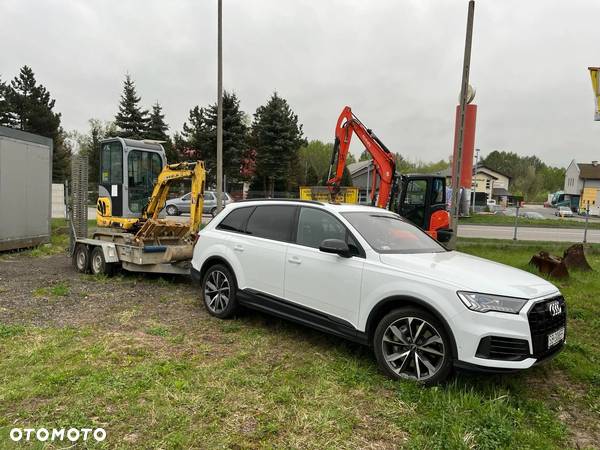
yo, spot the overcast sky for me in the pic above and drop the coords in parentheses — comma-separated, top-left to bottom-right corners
(1, 0, 599, 166)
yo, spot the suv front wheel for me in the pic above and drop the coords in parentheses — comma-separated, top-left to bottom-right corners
(373, 307, 453, 385)
(201, 264, 239, 319)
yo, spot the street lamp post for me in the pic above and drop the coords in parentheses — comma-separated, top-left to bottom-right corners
(216, 0, 224, 213)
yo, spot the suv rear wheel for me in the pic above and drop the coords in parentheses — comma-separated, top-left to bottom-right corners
(373, 307, 453, 385)
(201, 264, 238, 319)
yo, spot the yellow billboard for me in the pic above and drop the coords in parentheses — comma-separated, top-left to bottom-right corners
(299, 186, 359, 204)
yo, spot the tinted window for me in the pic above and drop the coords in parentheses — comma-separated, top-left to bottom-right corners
(217, 207, 254, 233)
(342, 212, 445, 254)
(296, 207, 346, 248)
(100, 142, 123, 184)
(245, 205, 296, 242)
(128, 150, 163, 213)
(205, 192, 215, 200)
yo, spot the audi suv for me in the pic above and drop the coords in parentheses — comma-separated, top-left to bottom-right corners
(191, 200, 566, 384)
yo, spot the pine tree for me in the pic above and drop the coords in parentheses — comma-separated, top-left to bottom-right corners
(0, 76, 16, 127)
(181, 92, 249, 185)
(5, 66, 66, 181)
(251, 92, 306, 195)
(114, 75, 149, 139)
(145, 101, 179, 163)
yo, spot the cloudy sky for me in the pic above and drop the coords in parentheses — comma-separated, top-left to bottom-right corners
(1, 0, 599, 166)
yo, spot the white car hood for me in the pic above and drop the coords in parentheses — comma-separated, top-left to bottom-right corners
(379, 251, 558, 299)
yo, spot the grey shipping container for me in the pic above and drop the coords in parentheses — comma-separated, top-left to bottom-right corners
(0, 126, 53, 251)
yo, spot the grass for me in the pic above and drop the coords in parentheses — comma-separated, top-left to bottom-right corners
(0, 242, 599, 447)
(460, 214, 600, 229)
(32, 282, 70, 298)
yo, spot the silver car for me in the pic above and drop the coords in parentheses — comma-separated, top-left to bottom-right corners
(165, 191, 232, 216)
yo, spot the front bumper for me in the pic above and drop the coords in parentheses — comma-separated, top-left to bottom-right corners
(451, 293, 566, 370)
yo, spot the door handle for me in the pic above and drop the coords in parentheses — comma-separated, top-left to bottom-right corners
(288, 256, 301, 265)
(234, 245, 244, 252)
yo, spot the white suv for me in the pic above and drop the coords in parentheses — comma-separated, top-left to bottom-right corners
(191, 200, 566, 384)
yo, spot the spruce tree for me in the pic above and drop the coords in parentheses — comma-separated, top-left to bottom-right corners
(114, 75, 149, 139)
(0, 76, 16, 127)
(145, 102, 179, 163)
(181, 92, 249, 185)
(251, 92, 306, 195)
(5, 66, 66, 181)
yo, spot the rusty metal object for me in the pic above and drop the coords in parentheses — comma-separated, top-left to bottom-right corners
(530, 244, 593, 279)
(529, 251, 570, 279)
(562, 244, 593, 271)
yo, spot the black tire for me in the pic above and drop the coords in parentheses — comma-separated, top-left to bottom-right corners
(166, 205, 179, 216)
(210, 207, 217, 217)
(201, 264, 238, 319)
(73, 244, 90, 273)
(90, 246, 114, 276)
(373, 307, 453, 386)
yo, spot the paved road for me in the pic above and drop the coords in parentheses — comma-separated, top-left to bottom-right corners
(458, 224, 599, 243)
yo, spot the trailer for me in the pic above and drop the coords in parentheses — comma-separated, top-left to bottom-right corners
(69, 138, 205, 276)
(0, 126, 52, 251)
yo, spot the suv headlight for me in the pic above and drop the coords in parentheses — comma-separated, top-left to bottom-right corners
(457, 291, 527, 314)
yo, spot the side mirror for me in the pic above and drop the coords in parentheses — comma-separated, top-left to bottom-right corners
(436, 228, 453, 244)
(319, 239, 352, 258)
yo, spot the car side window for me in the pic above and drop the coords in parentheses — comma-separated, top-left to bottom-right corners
(182, 193, 191, 201)
(245, 205, 296, 242)
(296, 207, 362, 257)
(205, 192, 215, 201)
(296, 207, 346, 248)
(216, 207, 254, 233)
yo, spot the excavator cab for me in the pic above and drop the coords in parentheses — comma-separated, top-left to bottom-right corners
(398, 174, 452, 243)
(97, 137, 167, 229)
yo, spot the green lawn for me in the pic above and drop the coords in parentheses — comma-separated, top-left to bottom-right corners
(460, 214, 600, 229)
(0, 236, 598, 447)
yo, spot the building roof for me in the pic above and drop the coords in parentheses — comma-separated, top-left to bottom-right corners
(577, 163, 600, 179)
(492, 187, 510, 196)
(476, 165, 512, 180)
(347, 160, 372, 175)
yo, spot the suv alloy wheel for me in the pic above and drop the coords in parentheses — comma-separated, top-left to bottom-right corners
(201, 264, 239, 318)
(373, 307, 453, 385)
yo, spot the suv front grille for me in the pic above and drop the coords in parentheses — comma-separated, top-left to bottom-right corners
(476, 336, 530, 361)
(528, 295, 567, 359)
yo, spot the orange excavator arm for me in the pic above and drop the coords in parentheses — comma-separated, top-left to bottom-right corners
(327, 106, 397, 209)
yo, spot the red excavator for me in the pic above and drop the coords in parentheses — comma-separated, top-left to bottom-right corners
(327, 106, 452, 242)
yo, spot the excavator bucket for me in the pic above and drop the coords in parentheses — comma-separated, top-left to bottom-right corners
(529, 251, 570, 279)
(563, 244, 593, 271)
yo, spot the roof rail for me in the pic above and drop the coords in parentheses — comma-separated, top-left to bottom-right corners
(236, 198, 323, 205)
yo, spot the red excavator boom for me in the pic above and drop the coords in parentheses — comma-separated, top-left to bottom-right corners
(327, 106, 397, 209)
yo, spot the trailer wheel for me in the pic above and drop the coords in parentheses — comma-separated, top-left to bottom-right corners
(90, 246, 114, 276)
(73, 244, 90, 273)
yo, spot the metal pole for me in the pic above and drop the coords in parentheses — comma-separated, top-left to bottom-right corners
(450, 1, 475, 232)
(366, 160, 370, 204)
(471, 148, 479, 214)
(216, 0, 224, 213)
(513, 204, 520, 240)
(584, 204, 590, 243)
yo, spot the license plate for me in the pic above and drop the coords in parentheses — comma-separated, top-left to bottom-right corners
(547, 327, 565, 348)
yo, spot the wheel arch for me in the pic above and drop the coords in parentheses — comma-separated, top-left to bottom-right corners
(199, 256, 238, 287)
(365, 295, 458, 359)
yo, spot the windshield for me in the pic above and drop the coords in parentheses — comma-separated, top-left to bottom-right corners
(342, 212, 446, 254)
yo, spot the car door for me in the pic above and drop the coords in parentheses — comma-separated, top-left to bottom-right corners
(284, 207, 364, 327)
(226, 205, 297, 298)
(203, 192, 215, 213)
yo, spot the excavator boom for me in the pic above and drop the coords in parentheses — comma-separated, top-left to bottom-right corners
(327, 106, 397, 208)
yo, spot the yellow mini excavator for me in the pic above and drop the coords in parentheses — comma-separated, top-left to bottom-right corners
(72, 137, 206, 276)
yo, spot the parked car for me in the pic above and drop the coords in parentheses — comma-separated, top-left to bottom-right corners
(555, 206, 573, 218)
(165, 191, 232, 216)
(191, 200, 566, 385)
(486, 199, 497, 207)
(520, 211, 545, 219)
